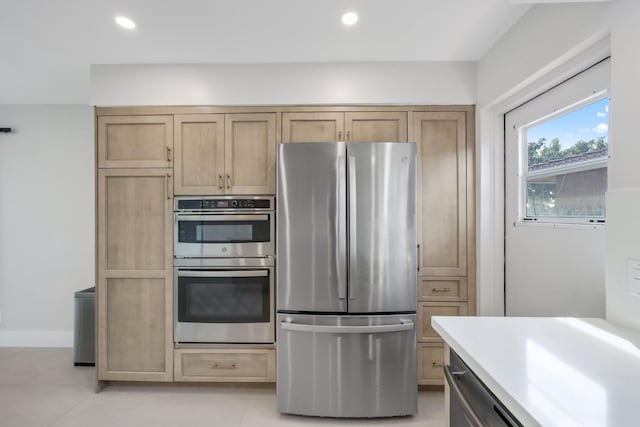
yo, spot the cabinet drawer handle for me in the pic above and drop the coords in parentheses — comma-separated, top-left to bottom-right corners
(166, 146, 172, 162)
(432, 287, 451, 293)
(226, 174, 232, 189)
(218, 174, 223, 190)
(338, 130, 343, 141)
(211, 362, 237, 370)
(432, 361, 444, 368)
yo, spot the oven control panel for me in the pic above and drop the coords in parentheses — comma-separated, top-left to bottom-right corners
(176, 197, 272, 211)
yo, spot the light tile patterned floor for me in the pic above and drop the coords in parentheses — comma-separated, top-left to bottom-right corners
(0, 348, 444, 427)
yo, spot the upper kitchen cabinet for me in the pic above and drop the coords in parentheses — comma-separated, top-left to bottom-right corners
(174, 114, 225, 195)
(174, 113, 276, 195)
(97, 115, 173, 168)
(282, 111, 407, 143)
(413, 111, 469, 277)
(225, 113, 277, 195)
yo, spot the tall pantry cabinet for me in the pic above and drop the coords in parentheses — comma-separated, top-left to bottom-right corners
(413, 109, 476, 386)
(96, 115, 174, 381)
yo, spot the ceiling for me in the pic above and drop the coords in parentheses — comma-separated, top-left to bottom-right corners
(1, 0, 531, 104)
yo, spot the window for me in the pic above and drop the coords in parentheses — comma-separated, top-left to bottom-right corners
(520, 96, 609, 224)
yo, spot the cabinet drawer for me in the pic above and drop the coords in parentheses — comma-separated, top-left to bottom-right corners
(418, 302, 467, 341)
(418, 277, 467, 301)
(418, 343, 445, 385)
(174, 349, 275, 382)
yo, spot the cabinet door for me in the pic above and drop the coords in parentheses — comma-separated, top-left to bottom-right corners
(418, 343, 445, 385)
(97, 169, 173, 381)
(97, 116, 173, 168)
(345, 112, 408, 142)
(174, 114, 225, 195)
(282, 112, 344, 142)
(225, 113, 277, 194)
(417, 302, 467, 341)
(414, 112, 467, 276)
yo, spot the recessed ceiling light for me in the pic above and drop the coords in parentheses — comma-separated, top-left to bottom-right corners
(341, 12, 358, 26)
(115, 16, 136, 30)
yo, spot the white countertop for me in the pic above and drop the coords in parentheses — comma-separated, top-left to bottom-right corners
(432, 316, 640, 427)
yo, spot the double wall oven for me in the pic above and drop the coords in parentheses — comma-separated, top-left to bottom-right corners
(173, 196, 275, 344)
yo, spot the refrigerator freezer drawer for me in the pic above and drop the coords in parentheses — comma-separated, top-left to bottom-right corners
(276, 313, 417, 418)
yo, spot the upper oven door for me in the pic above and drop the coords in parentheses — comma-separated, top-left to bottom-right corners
(174, 212, 274, 258)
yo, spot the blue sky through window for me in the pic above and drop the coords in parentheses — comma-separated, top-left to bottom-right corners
(526, 97, 609, 149)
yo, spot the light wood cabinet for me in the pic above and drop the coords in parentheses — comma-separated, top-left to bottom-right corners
(413, 108, 475, 386)
(283, 111, 407, 142)
(414, 111, 467, 276)
(97, 169, 173, 381)
(418, 277, 467, 301)
(225, 113, 277, 194)
(97, 115, 173, 168)
(173, 113, 276, 195)
(418, 343, 446, 385)
(94, 105, 475, 388)
(174, 349, 275, 382)
(418, 302, 468, 342)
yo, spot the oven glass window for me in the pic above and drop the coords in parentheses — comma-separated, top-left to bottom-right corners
(179, 218, 269, 243)
(178, 271, 270, 323)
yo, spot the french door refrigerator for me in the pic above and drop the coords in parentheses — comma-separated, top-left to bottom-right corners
(276, 142, 417, 418)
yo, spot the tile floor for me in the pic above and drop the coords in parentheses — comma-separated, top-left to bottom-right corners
(0, 348, 444, 427)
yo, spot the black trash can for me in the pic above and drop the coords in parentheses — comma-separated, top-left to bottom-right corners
(74, 287, 95, 366)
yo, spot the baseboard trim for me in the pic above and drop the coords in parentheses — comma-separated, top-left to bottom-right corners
(0, 330, 73, 347)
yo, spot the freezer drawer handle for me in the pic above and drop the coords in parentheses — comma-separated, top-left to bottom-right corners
(444, 365, 484, 427)
(280, 321, 414, 334)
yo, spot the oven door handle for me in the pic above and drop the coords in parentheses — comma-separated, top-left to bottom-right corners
(444, 365, 484, 427)
(175, 214, 269, 222)
(178, 270, 268, 278)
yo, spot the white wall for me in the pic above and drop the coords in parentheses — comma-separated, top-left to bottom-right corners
(477, 3, 611, 108)
(0, 61, 475, 348)
(90, 62, 477, 106)
(0, 105, 94, 346)
(605, 0, 640, 332)
(476, 3, 611, 316)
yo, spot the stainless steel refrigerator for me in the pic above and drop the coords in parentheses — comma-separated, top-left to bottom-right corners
(276, 142, 417, 418)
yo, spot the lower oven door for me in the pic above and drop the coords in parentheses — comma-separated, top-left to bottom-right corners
(175, 267, 274, 343)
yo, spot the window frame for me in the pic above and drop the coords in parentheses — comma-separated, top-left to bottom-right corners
(516, 91, 610, 226)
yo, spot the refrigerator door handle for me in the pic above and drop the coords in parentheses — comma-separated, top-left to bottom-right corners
(280, 321, 414, 334)
(337, 156, 347, 300)
(347, 155, 357, 300)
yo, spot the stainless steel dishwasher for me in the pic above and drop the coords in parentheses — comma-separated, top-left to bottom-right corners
(445, 350, 523, 427)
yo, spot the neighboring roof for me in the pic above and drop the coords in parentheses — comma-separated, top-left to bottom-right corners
(529, 149, 608, 171)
